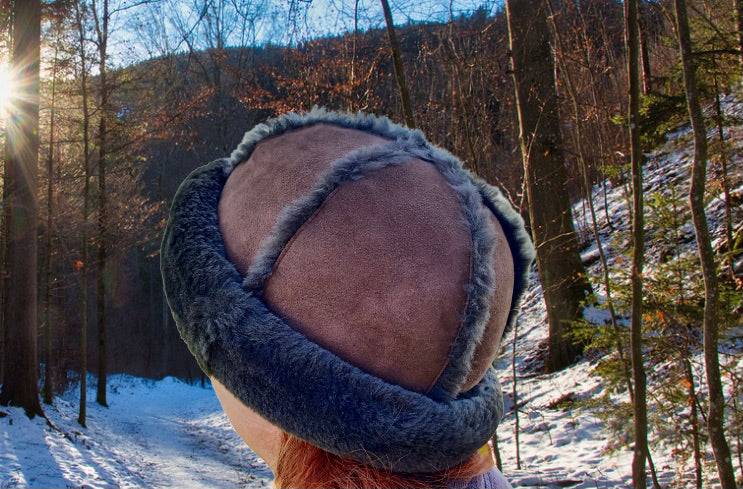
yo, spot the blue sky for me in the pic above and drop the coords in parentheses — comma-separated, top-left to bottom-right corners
(106, 0, 499, 65)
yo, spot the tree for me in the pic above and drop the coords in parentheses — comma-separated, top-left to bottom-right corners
(380, 0, 415, 128)
(42, 26, 64, 406)
(625, 0, 649, 486)
(737, 0, 743, 77)
(93, 0, 110, 408)
(638, 1, 653, 94)
(505, 0, 592, 373)
(674, 0, 737, 486)
(0, 0, 44, 419)
(545, 0, 632, 397)
(74, 0, 93, 427)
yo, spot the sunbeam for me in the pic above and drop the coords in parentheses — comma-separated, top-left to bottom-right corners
(0, 64, 14, 116)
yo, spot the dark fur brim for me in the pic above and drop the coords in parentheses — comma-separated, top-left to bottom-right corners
(161, 109, 534, 473)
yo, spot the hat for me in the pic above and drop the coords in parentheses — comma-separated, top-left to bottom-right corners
(161, 109, 534, 473)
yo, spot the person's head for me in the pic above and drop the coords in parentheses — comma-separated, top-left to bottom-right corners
(161, 110, 534, 488)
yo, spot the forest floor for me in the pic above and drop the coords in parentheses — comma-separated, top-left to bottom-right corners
(1, 93, 742, 489)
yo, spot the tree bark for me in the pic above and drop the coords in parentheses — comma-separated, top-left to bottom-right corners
(511, 322, 521, 469)
(683, 355, 702, 489)
(43, 40, 61, 406)
(380, 0, 415, 128)
(0, 0, 44, 419)
(735, 0, 743, 77)
(506, 0, 592, 373)
(713, 75, 736, 281)
(625, 0, 648, 487)
(638, 0, 653, 94)
(545, 0, 632, 398)
(674, 0, 737, 486)
(75, 0, 92, 428)
(94, 0, 110, 408)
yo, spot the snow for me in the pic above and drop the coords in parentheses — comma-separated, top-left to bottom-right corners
(0, 376, 273, 488)
(1, 95, 741, 489)
(493, 93, 743, 488)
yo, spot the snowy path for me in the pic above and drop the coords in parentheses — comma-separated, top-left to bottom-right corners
(0, 377, 273, 489)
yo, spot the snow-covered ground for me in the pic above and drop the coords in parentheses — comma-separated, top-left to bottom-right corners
(1, 94, 741, 489)
(1, 376, 273, 488)
(496, 92, 743, 489)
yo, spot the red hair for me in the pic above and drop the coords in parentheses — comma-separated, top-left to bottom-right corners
(274, 432, 493, 489)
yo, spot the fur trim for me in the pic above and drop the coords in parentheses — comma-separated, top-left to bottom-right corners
(474, 179, 536, 337)
(162, 109, 534, 473)
(162, 158, 504, 473)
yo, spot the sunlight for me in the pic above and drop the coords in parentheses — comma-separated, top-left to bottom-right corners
(0, 64, 14, 115)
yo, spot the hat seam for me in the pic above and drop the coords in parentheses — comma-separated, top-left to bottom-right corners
(269, 185, 343, 274)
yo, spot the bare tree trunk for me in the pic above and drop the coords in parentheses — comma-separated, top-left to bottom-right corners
(506, 0, 593, 373)
(684, 354, 703, 489)
(43, 40, 61, 406)
(349, 0, 359, 111)
(511, 320, 521, 470)
(675, 0, 737, 486)
(379, 0, 415, 128)
(93, 0, 110, 408)
(0, 143, 6, 385)
(491, 434, 502, 472)
(444, 39, 481, 176)
(545, 0, 632, 398)
(638, 0, 653, 94)
(735, 390, 743, 483)
(0, 0, 44, 419)
(625, 0, 648, 486)
(712, 73, 736, 281)
(75, 0, 92, 428)
(735, 0, 743, 77)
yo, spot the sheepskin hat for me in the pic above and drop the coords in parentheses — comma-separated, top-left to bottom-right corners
(161, 109, 534, 474)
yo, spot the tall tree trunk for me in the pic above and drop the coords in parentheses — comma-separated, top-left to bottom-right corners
(638, 0, 653, 94)
(506, 0, 592, 373)
(511, 321, 521, 470)
(0, 0, 44, 419)
(379, 0, 415, 128)
(545, 0, 632, 398)
(349, 0, 359, 111)
(625, 0, 648, 487)
(675, 0, 737, 486)
(735, 0, 743, 77)
(94, 0, 110, 408)
(1, 162, 5, 386)
(713, 74, 736, 281)
(683, 354, 703, 489)
(43, 40, 61, 406)
(75, 0, 92, 428)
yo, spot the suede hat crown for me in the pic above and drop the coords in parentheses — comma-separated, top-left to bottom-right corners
(161, 109, 534, 473)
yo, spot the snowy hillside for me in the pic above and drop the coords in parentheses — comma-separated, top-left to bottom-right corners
(495, 92, 743, 489)
(1, 94, 741, 489)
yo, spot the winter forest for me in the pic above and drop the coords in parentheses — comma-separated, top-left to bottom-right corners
(0, 0, 741, 487)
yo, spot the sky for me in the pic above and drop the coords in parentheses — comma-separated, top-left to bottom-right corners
(104, 0, 500, 66)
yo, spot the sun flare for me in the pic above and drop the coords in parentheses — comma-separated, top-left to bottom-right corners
(0, 64, 14, 114)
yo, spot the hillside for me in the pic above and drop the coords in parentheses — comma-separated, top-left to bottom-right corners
(495, 92, 743, 488)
